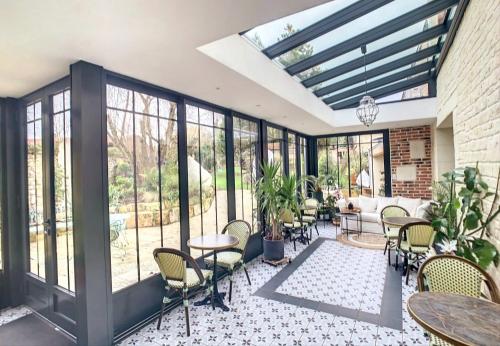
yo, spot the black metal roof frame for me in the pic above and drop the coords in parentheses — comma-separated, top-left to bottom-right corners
(243, 0, 464, 109)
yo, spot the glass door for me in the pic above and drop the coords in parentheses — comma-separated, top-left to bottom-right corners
(24, 89, 76, 335)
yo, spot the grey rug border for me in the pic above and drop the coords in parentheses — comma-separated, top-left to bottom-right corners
(254, 237, 402, 330)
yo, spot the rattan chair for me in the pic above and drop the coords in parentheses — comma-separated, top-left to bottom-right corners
(204, 220, 252, 302)
(153, 248, 212, 336)
(396, 221, 435, 285)
(417, 255, 500, 345)
(380, 205, 410, 265)
(297, 198, 319, 240)
(281, 208, 308, 251)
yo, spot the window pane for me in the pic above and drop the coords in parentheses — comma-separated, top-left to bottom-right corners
(288, 133, 296, 177)
(53, 90, 74, 291)
(107, 85, 133, 111)
(134, 92, 158, 115)
(27, 106, 45, 279)
(267, 126, 283, 175)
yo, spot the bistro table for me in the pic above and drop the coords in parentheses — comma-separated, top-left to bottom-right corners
(339, 207, 362, 237)
(407, 292, 500, 346)
(188, 234, 239, 312)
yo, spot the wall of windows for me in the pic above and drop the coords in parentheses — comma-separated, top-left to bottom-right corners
(26, 101, 45, 279)
(52, 90, 74, 291)
(317, 132, 388, 199)
(186, 104, 228, 258)
(299, 136, 308, 191)
(288, 133, 296, 177)
(106, 84, 180, 292)
(233, 116, 259, 233)
(267, 126, 284, 175)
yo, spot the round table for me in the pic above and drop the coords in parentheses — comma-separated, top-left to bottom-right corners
(188, 234, 239, 312)
(382, 216, 426, 227)
(407, 292, 500, 346)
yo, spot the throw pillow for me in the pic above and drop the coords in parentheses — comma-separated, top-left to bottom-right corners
(376, 196, 399, 215)
(398, 197, 422, 216)
(359, 195, 378, 213)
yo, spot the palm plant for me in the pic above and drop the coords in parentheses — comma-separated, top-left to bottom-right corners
(431, 165, 500, 269)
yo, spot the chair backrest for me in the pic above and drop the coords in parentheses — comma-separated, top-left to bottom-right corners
(381, 205, 409, 219)
(304, 198, 319, 216)
(222, 220, 251, 255)
(279, 209, 295, 224)
(417, 254, 500, 303)
(153, 248, 203, 284)
(399, 222, 435, 248)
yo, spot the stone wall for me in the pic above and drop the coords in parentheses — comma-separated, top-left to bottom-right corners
(436, 0, 500, 284)
(390, 126, 433, 199)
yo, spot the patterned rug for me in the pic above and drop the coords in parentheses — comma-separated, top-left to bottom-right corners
(337, 232, 386, 250)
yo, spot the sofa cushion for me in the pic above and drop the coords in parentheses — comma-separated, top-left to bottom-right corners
(337, 198, 348, 210)
(361, 212, 379, 223)
(415, 201, 431, 219)
(376, 197, 399, 215)
(398, 197, 422, 216)
(359, 196, 378, 213)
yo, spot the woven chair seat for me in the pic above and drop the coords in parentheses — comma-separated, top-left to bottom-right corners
(167, 268, 212, 289)
(399, 241, 429, 254)
(430, 334, 451, 346)
(384, 229, 400, 239)
(205, 251, 242, 269)
(296, 215, 316, 224)
(284, 221, 304, 228)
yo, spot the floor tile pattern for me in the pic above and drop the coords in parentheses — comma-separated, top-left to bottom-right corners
(0, 305, 32, 327)
(276, 240, 386, 313)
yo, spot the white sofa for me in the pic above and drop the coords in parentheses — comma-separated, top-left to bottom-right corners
(336, 196, 430, 234)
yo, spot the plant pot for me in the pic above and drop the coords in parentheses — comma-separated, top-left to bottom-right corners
(313, 191, 324, 203)
(263, 238, 285, 261)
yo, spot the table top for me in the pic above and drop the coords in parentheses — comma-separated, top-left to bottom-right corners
(382, 216, 426, 226)
(187, 234, 239, 251)
(339, 207, 361, 214)
(407, 292, 500, 346)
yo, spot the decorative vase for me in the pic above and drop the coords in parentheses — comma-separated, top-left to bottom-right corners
(348, 202, 353, 210)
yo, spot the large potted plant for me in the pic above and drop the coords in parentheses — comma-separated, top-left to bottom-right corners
(306, 174, 332, 203)
(430, 165, 499, 269)
(256, 162, 300, 260)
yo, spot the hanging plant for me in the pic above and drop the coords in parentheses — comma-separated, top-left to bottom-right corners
(430, 164, 500, 269)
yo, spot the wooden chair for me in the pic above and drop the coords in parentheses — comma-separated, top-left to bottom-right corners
(417, 254, 500, 345)
(153, 248, 212, 336)
(204, 220, 252, 302)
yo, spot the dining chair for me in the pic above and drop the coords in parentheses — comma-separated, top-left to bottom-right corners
(417, 254, 500, 345)
(153, 248, 213, 336)
(281, 208, 308, 251)
(380, 205, 409, 265)
(297, 198, 319, 240)
(396, 221, 436, 285)
(204, 220, 252, 302)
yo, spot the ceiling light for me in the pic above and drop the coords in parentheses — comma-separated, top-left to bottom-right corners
(356, 45, 379, 127)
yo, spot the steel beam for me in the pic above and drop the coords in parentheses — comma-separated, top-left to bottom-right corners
(287, 0, 458, 75)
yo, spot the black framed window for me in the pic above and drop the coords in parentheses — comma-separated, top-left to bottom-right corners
(106, 84, 180, 292)
(267, 126, 284, 175)
(299, 136, 308, 191)
(287, 133, 297, 177)
(186, 104, 227, 258)
(26, 101, 45, 279)
(52, 90, 74, 291)
(317, 132, 387, 198)
(233, 116, 259, 233)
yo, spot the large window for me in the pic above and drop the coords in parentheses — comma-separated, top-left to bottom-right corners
(26, 101, 45, 279)
(317, 132, 387, 198)
(288, 133, 296, 177)
(267, 126, 284, 175)
(233, 116, 259, 233)
(52, 90, 74, 291)
(186, 104, 228, 258)
(299, 136, 308, 191)
(107, 84, 180, 292)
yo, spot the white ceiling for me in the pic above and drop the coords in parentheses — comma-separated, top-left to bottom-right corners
(0, 0, 437, 135)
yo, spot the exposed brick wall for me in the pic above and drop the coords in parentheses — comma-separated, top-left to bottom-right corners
(436, 0, 500, 285)
(390, 126, 432, 199)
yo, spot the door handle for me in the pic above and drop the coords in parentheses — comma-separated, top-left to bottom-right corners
(43, 219, 51, 235)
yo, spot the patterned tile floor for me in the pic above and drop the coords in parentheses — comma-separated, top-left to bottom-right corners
(0, 305, 31, 327)
(120, 224, 428, 346)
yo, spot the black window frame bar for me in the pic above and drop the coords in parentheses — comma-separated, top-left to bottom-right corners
(285, 0, 459, 75)
(302, 23, 449, 88)
(315, 44, 441, 97)
(323, 61, 434, 105)
(263, 0, 393, 59)
(331, 73, 432, 109)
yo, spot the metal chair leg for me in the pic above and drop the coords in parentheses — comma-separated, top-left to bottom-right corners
(229, 276, 233, 303)
(384, 241, 388, 255)
(405, 254, 410, 285)
(157, 298, 166, 330)
(388, 247, 391, 265)
(395, 250, 399, 270)
(183, 288, 190, 336)
(243, 266, 251, 285)
(293, 237, 296, 251)
(315, 224, 319, 236)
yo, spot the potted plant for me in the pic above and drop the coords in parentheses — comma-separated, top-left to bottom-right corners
(256, 162, 300, 260)
(430, 165, 499, 269)
(306, 174, 333, 203)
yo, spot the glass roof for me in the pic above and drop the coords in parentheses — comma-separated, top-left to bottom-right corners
(242, 0, 457, 109)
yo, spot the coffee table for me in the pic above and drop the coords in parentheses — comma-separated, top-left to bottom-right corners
(339, 207, 362, 237)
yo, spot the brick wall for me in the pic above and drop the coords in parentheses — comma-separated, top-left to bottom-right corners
(436, 0, 500, 285)
(390, 126, 432, 199)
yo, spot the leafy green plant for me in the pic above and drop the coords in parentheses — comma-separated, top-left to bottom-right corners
(431, 165, 500, 269)
(306, 174, 333, 193)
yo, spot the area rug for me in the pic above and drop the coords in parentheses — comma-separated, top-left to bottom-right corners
(337, 232, 386, 250)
